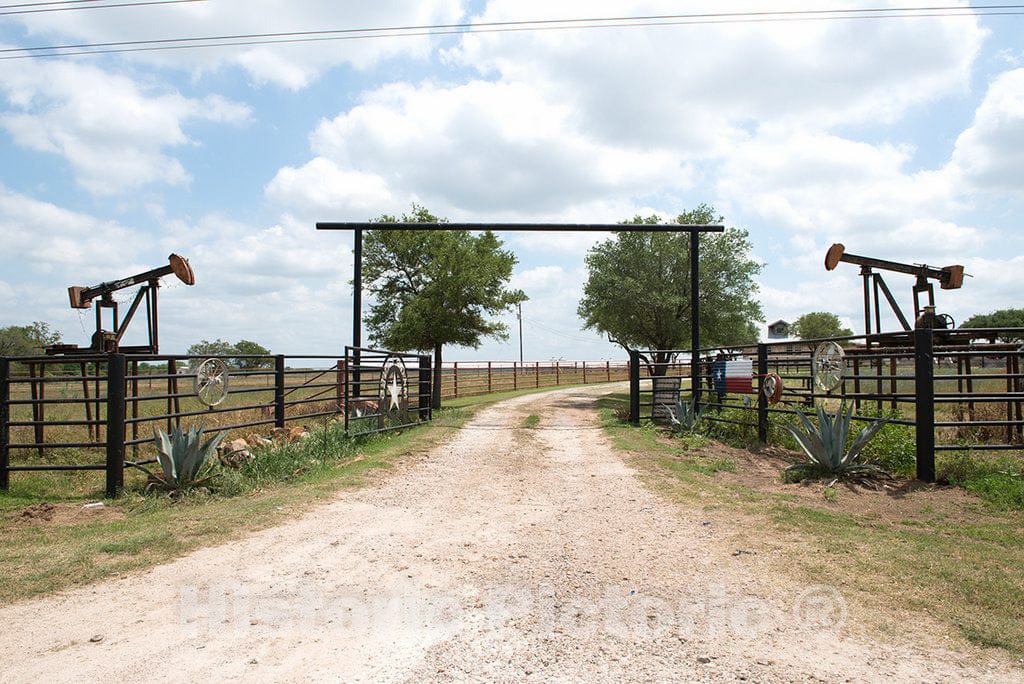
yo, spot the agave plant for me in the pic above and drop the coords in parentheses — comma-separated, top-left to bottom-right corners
(663, 398, 699, 433)
(782, 402, 887, 483)
(143, 423, 225, 494)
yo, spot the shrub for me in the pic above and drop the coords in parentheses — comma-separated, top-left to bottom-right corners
(939, 452, 1024, 510)
(700, 406, 759, 448)
(855, 407, 916, 478)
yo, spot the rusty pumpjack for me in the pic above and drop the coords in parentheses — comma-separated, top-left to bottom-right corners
(824, 243, 965, 336)
(46, 254, 195, 355)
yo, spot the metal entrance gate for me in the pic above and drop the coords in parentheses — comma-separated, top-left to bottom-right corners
(343, 346, 433, 436)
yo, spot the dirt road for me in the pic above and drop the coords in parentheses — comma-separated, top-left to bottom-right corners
(0, 385, 1016, 682)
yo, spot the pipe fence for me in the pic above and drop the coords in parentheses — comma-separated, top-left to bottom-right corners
(629, 328, 1024, 482)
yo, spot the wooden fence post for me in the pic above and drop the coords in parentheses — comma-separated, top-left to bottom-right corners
(583, 361, 587, 384)
(487, 361, 492, 394)
(453, 362, 459, 398)
(556, 361, 560, 385)
(105, 353, 126, 498)
(513, 362, 518, 391)
(535, 362, 539, 388)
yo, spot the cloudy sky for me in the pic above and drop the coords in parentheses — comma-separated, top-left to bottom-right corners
(1, 1, 1022, 362)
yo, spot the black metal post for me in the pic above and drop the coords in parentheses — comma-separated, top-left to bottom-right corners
(757, 344, 768, 444)
(690, 231, 701, 407)
(914, 329, 936, 482)
(419, 355, 432, 421)
(105, 353, 126, 498)
(352, 228, 362, 398)
(343, 348, 350, 434)
(274, 355, 286, 429)
(628, 349, 640, 425)
(0, 357, 9, 491)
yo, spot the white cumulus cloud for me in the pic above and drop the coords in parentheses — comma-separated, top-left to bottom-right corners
(0, 60, 251, 195)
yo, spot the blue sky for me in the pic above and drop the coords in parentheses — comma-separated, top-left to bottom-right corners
(1, 1, 1022, 362)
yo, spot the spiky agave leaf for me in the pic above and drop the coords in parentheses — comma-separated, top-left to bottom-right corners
(781, 422, 828, 468)
(782, 401, 888, 480)
(150, 423, 225, 491)
(153, 427, 176, 483)
(789, 409, 827, 466)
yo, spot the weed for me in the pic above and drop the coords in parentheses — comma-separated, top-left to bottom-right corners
(938, 452, 1024, 510)
(522, 414, 540, 428)
(855, 407, 916, 477)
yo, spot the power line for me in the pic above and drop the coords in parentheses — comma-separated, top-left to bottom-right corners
(0, 0, 205, 16)
(0, 1, 105, 9)
(2, 5, 1022, 60)
(524, 316, 603, 344)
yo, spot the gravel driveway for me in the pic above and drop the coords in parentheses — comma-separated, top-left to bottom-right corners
(0, 384, 1016, 682)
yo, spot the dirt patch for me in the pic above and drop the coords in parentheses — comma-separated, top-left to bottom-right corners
(666, 437, 985, 525)
(10, 502, 124, 527)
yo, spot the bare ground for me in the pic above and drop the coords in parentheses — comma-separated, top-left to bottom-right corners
(0, 384, 1018, 682)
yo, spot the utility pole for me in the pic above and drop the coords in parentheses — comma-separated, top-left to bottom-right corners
(517, 301, 524, 368)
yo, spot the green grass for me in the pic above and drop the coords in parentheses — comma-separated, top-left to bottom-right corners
(522, 414, 540, 428)
(938, 452, 1024, 510)
(596, 393, 1024, 654)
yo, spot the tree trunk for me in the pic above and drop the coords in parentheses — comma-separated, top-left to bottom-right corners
(649, 350, 672, 376)
(432, 343, 443, 410)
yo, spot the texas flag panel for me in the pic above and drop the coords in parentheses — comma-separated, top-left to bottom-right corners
(712, 358, 753, 394)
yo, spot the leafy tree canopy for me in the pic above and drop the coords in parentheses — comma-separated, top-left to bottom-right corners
(364, 205, 525, 407)
(187, 339, 272, 368)
(791, 312, 853, 340)
(0, 321, 61, 356)
(961, 309, 1024, 342)
(577, 204, 763, 370)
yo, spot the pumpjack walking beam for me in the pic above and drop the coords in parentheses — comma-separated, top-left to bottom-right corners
(824, 243, 965, 336)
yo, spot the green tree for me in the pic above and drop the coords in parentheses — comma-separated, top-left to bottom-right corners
(0, 321, 61, 356)
(232, 340, 272, 369)
(962, 309, 1024, 342)
(187, 339, 235, 357)
(791, 312, 853, 340)
(363, 205, 526, 408)
(577, 204, 763, 374)
(186, 339, 272, 368)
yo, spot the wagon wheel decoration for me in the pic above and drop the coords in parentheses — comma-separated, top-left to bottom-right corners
(762, 372, 783, 405)
(378, 357, 409, 422)
(812, 342, 845, 393)
(193, 358, 230, 407)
